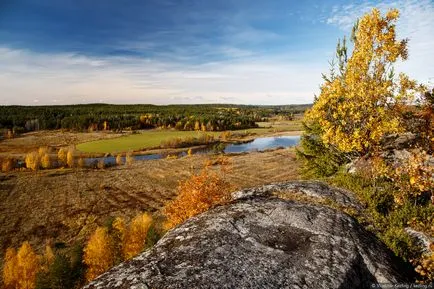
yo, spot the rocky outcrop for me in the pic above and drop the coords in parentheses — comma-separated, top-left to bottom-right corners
(84, 181, 413, 289)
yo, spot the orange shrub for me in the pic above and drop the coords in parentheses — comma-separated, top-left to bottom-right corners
(163, 168, 233, 229)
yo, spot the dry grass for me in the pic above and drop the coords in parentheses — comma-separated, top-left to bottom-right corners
(0, 130, 123, 158)
(0, 148, 300, 263)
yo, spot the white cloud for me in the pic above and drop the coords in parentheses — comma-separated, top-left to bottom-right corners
(326, 0, 434, 84)
(0, 46, 325, 105)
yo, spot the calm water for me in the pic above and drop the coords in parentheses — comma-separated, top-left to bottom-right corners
(224, 135, 300, 153)
(85, 135, 300, 166)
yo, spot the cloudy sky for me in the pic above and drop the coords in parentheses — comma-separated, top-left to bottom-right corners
(1, 0, 433, 105)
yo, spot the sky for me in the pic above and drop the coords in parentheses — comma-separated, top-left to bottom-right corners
(0, 0, 433, 105)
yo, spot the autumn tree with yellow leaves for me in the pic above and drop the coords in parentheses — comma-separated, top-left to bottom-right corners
(66, 148, 75, 168)
(122, 213, 153, 259)
(57, 148, 67, 165)
(112, 213, 153, 260)
(298, 8, 433, 283)
(305, 8, 423, 154)
(3, 248, 18, 289)
(3, 242, 40, 289)
(25, 152, 40, 171)
(83, 227, 114, 282)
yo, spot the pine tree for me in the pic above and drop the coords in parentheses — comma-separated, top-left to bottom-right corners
(296, 122, 347, 177)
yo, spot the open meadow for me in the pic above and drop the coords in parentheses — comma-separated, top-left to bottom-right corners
(0, 148, 300, 263)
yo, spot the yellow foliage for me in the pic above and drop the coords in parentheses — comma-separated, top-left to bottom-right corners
(115, 154, 123, 166)
(126, 152, 134, 166)
(16, 242, 40, 289)
(25, 152, 40, 171)
(83, 227, 114, 282)
(194, 120, 200, 131)
(415, 250, 434, 283)
(38, 147, 48, 158)
(41, 153, 51, 169)
(44, 244, 55, 266)
(40, 244, 55, 272)
(305, 8, 423, 153)
(112, 217, 127, 258)
(187, 148, 192, 157)
(163, 168, 233, 229)
(392, 149, 434, 204)
(57, 148, 67, 164)
(67, 149, 75, 168)
(3, 247, 18, 289)
(220, 131, 232, 141)
(123, 213, 153, 260)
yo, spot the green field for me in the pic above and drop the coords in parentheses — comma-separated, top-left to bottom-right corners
(76, 120, 303, 153)
(76, 130, 220, 153)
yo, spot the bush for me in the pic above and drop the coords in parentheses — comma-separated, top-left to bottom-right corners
(163, 168, 233, 229)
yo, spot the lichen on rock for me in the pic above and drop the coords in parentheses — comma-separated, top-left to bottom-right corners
(84, 181, 413, 289)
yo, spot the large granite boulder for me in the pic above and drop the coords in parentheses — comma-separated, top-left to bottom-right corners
(84, 181, 413, 289)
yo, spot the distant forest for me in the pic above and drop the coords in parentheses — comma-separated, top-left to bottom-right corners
(0, 103, 311, 132)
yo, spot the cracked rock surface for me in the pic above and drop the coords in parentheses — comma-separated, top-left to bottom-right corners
(84, 181, 412, 289)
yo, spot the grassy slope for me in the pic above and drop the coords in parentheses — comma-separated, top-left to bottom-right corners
(0, 149, 300, 263)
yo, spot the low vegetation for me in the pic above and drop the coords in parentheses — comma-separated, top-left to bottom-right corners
(297, 8, 433, 283)
(163, 163, 234, 230)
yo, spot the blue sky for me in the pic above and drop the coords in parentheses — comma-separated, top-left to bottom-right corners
(1, 0, 433, 105)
